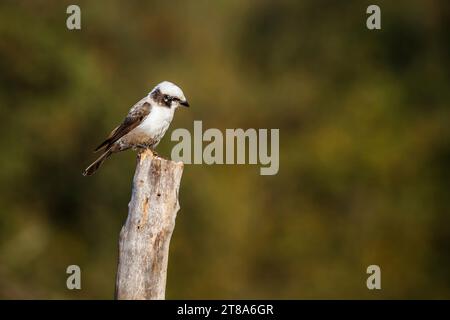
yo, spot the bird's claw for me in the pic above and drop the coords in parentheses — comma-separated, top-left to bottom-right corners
(151, 150, 159, 157)
(133, 144, 160, 158)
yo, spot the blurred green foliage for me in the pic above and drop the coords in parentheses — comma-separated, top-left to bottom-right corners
(0, 0, 449, 299)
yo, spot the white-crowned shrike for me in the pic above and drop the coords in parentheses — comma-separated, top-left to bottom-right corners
(83, 81, 189, 176)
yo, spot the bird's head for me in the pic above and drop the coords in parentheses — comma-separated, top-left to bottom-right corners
(150, 81, 189, 109)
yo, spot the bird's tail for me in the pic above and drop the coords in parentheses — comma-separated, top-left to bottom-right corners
(83, 149, 113, 176)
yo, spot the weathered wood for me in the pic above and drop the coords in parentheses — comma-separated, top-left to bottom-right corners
(115, 149, 184, 300)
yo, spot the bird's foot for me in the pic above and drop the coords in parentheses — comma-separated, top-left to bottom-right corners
(150, 150, 160, 158)
(135, 144, 160, 157)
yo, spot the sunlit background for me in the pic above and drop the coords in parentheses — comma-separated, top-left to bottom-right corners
(0, 0, 449, 299)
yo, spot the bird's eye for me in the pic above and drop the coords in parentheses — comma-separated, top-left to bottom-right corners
(164, 95, 171, 102)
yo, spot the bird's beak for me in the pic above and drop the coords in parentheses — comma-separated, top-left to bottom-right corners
(180, 100, 190, 107)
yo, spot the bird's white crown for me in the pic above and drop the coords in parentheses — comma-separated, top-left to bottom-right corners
(151, 81, 186, 101)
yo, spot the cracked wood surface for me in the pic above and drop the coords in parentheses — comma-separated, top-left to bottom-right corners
(115, 149, 184, 300)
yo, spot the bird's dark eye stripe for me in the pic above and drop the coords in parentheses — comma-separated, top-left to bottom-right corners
(164, 95, 179, 102)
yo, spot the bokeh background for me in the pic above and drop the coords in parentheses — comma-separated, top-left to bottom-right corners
(0, 0, 449, 299)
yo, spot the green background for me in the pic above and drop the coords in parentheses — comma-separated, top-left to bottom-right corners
(0, 0, 449, 299)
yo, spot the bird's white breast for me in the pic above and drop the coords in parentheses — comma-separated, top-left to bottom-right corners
(131, 105, 175, 145)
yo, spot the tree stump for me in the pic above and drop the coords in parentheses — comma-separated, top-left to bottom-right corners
(115, 149, 184, 299)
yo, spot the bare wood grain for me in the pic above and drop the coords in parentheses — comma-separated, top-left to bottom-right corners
(115, 149, 184, 300)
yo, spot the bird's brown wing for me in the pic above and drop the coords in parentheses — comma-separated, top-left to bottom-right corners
(94, 98, 152, 152)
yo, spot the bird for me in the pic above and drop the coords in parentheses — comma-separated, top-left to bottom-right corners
(83, 81, 189, 176)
